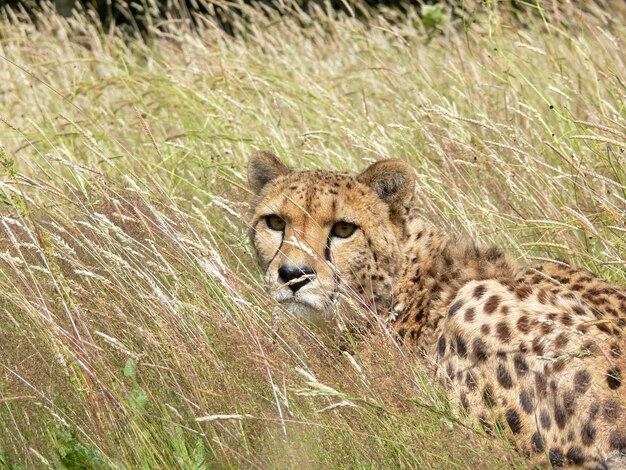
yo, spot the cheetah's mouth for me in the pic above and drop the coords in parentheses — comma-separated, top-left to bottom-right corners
(272, 288, 337, 327)
(275, 290, 332, 312)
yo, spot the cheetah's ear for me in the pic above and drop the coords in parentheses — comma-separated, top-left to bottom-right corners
(357, 160, 415, 210)
(247, 151, 291, 194)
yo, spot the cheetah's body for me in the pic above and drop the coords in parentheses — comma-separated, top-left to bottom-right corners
(247, 152, 626, 469)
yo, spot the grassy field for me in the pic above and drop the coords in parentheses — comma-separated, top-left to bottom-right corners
(0, 1, 624, 468)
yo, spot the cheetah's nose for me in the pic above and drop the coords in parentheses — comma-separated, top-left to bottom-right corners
(278, 264, 316, 293)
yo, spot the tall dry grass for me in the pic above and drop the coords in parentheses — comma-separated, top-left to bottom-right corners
(0, 1, 624, 468)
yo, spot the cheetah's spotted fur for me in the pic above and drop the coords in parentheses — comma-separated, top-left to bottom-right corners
(247, 152, 626, 469)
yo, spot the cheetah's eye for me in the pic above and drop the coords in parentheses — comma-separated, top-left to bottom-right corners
(265, 215, 286, 231)
(331, 221, 358, 239)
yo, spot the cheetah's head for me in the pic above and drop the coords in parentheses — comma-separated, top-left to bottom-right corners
(247, 151, 415, 329)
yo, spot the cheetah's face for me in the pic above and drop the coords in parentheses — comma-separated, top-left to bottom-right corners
(247, 152, 415, 329)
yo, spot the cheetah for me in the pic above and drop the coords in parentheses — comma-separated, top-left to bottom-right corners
(247, 151, 626, 469)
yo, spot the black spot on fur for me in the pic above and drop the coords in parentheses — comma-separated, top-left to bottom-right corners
(548, 448, 564, 468)
(540, 409, 551, 430)
(516, 285, 532, 300)
(566, 446, 584, 465)
(485, 246, 503, 261)
(561, 313, 573, 326)
(446, 364, 454, 380)
(596, 321, 612, 334)
(535, 373, 548, 398)
(550, 379, 558, 393)
(495, 322, 511, 342)
(531, 337, 544, 355)
(505, 409, 521, 434)
(513, 353, 528, 377)
(473, 284, 486, 299)
(496, 364, 513, 389)
(472, 338, 488, 362)
(554, 332, 569, 349)
(517, 315, 529, 333)
(574, 369, 592, 394)
(581, 422, 596, 446)
(519, 390, 534, 414)
(537, 289, 548, 304)
(554, 404, 567, 430)
(413, 308, 424, 323)
(531, 432, 544, 453)
(448, 300, 463, 317)
(541, 322, 555, 335)
(437, 335, 446, 357)
(455, 335, 468, 358)
(563, 390, 576, 417)
(530, 274, 543, 284)
(582, 340, 598, 355)
(609, 342, 621, 359)
(464, 307, 475, 322)
(484, 295, 500, 314)
(606, 367, 621, 389)
(608, 430, 626, 450)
